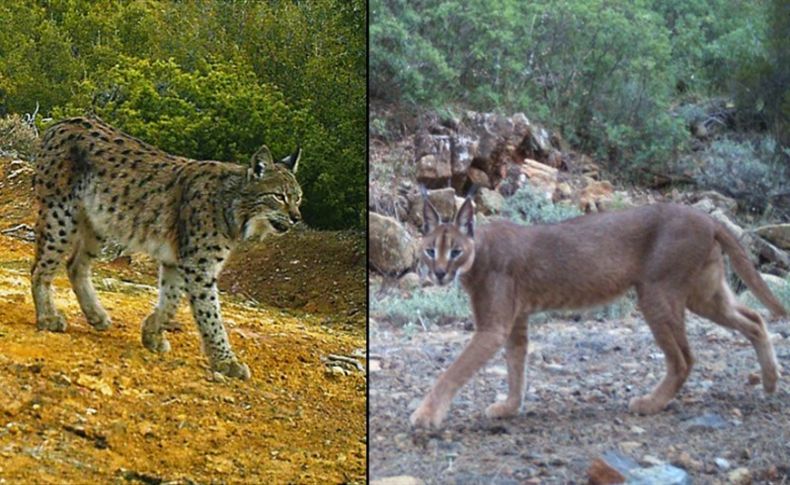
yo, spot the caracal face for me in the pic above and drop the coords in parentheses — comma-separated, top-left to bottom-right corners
(420, 195, 476, 286)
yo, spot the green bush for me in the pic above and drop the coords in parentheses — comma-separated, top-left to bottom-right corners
(501, 185, 582, 226)
(690, 136, 787, 213)
(0, 0, 365, 230)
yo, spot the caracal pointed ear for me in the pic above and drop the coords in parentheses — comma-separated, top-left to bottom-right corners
(248, 145, 275, 180)
(421, 187, 441, 234)
(278, 146, 301, 173)
(454, 196, 475, 237)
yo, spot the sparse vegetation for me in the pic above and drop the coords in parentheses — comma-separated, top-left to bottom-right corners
(371, 282, 470, 329)
(502, 185, 582, 225)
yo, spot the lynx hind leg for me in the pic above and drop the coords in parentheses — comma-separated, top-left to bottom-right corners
(32, 204, 78, 332)
(67, 218, 110, 330)
(182, 262, 250, 380)
(629, 288, 692, 415)
(486, 314, 529, 419)
(141, 264, 184, 353)
(689, 274, 780, 394)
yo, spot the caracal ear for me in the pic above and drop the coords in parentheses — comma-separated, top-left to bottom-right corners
(278, 146, 301, 173)
(248, 145, 275, 180)
(454, 196, 475, 238)
(421, 186, 441, 234)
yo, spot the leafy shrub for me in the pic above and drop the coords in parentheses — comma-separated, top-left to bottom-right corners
(501, 185, 582, 226)
(0, 114, 38, 158)
(691, 136, 787, 213)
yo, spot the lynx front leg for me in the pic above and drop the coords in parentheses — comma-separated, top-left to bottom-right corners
(486, 314, 529, 419)
(141, 264, 183, 353)
(182, 263, 250, 380)
(411, 329, 509, 428)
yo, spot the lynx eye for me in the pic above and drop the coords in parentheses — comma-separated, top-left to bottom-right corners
(450, 248, 462, 259)
(273, 194, 286, 203)
(425, 248, 436, 258)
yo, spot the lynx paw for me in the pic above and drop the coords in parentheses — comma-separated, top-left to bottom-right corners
(485, 400, 520, 419)
(87, 312, 111, 331)
(409, 398, 449, 429)
(37, 314, 67, 332)
(142, 331, 171, 353)
(628, 395, 667, 415)
(212, 358, 251, 380)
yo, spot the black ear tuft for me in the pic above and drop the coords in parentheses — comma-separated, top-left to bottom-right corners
(278, 146, 302, 173)
(454, 196, 475, 237)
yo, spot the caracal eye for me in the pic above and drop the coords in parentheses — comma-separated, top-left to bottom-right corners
(450, 248, 462, 259)
(425, 247, 436, 258)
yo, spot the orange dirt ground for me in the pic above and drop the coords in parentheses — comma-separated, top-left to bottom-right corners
(0, 157, 366, 484)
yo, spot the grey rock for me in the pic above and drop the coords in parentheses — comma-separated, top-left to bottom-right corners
(626, 464, 691, 485)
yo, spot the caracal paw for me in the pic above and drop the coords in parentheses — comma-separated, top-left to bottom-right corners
(628, 395, 667, 415)
(485, 400, 520, 419)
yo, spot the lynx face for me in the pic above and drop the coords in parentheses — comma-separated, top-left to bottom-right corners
(420, 195, 476, 286)
(239, 146, 303, 240)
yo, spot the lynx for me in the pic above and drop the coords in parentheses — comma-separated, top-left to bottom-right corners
(31, 116, 303, 379)
(411, 196, 787, 428)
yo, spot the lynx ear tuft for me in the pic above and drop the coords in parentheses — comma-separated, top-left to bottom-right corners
(454, 196, 475, 237)
(248, 145, 274, 180)
(278, 146, 301, 173)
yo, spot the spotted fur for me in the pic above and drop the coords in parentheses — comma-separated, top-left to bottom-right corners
(31, 115, 303, 379)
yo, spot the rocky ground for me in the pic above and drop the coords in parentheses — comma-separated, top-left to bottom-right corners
(0, 156, 366, 483)
(369, 309, 790, 484)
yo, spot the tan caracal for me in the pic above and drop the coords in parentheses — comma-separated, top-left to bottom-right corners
(411, 195, 787, 428)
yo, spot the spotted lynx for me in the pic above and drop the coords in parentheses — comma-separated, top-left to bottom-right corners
(32, 116, 303, 379)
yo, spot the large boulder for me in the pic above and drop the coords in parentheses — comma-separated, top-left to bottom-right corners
(407, 187, 457, 229)
(754, 224, 790, 250)
(369, 212, 417, 276)
(475, 187, 504, 215)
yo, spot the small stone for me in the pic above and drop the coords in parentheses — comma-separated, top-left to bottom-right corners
(715, 457, 731, 471)
(727, 467, 751, 485)
(627, 464, 691, 485)
(371, 476, 426, 485)
(587, 458, 625, 485)
(673, 451, 703, 472)
(629, 425, 646, 435)
(369, 359, 381, 372)
(618, 441, 642, 453)
(684, 413, 728, 432)
(747, 373, 761, 386)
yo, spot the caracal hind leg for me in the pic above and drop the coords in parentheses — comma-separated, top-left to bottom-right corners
(182, 262, 250, 379)
(32, 206, 77, 332)
(486, 314, 529, 419)
(67, 218, 110, 330)
(689, 277, 779, 394)
(141, 264, 184, 353)
(630, 288, 691, 415)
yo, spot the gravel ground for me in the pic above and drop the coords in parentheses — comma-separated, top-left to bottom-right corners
(370, 311, 790, 484)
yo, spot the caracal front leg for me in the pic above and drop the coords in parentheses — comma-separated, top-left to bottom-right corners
(411, 329, 509, 428)
(182, 261, 250, 380)
(486, 314, 528, 419)
(141, 264, 183, 353)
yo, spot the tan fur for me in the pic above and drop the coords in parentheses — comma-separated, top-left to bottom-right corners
(412, 199, 787, 428)
(31, 116, 302, 379)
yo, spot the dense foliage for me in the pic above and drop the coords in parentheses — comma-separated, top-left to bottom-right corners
(0, 0, 365, 229)
(371, 0, 788, 179)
